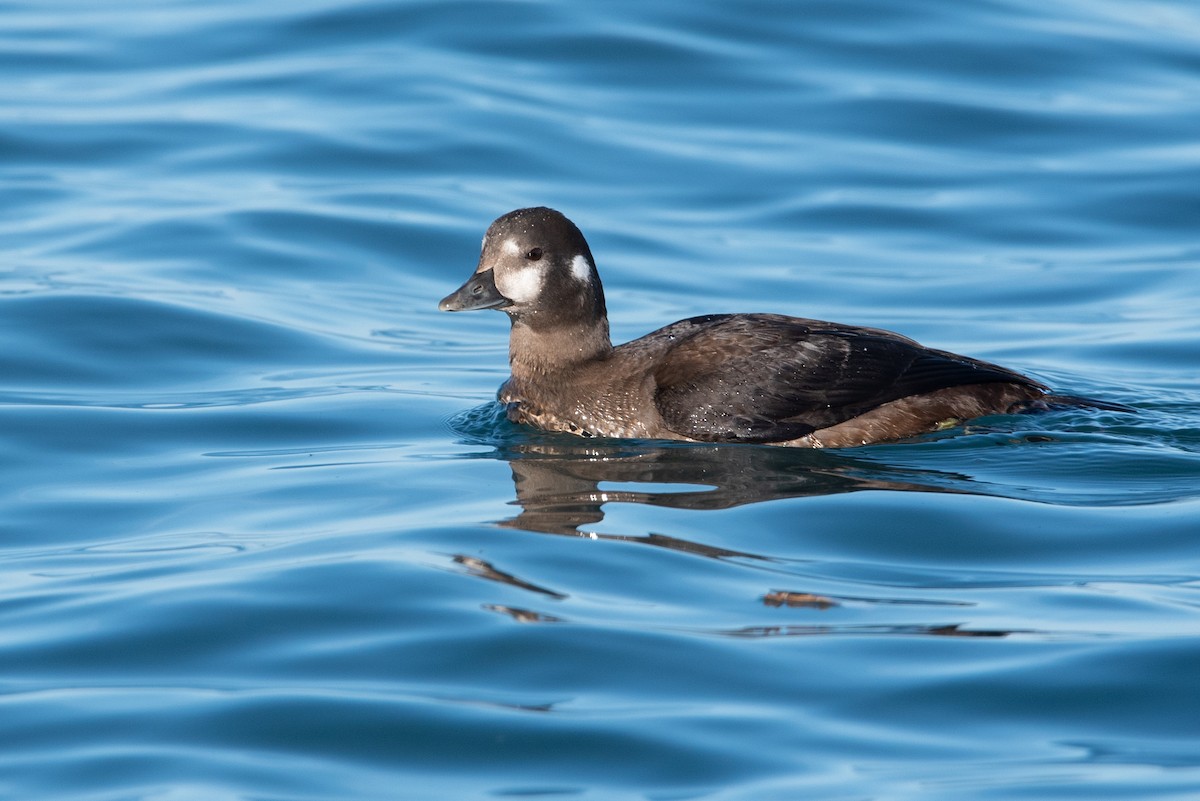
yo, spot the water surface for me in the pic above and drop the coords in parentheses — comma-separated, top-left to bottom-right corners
(3, 1, 1200, 799)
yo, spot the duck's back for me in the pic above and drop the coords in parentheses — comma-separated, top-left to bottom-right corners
(624, 313, 1046, 444)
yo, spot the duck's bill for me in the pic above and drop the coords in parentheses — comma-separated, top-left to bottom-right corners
(438, 269, 512, 312)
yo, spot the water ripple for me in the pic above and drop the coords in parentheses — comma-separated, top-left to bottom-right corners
(3, 0, 1199, 799)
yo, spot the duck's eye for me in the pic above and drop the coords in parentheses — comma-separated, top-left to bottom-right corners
(524, 247, 543, 261)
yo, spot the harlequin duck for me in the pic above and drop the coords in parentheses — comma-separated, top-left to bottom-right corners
(439, 207, 1124, 447)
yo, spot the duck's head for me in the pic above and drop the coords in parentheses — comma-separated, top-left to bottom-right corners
(439, 207, 607, 330)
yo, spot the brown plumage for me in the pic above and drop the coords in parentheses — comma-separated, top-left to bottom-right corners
(439, 207, 1120, 447)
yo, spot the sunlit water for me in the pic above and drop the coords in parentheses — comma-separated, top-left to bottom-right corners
(3, 1, 1200, 799)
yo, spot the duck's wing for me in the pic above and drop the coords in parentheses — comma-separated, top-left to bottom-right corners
(651, 314, 1043, 443)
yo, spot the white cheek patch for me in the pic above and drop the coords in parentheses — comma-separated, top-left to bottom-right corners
(502, 238, 522, 257)
(571, 254, 592, 283)
(495, 264, 545, 304)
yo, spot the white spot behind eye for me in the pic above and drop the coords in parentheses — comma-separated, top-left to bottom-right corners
(502, 238, 521, 257)
(495, 264, 544, 303)
(571, 254, 592, 283)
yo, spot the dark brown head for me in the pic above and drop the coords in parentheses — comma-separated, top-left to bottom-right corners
(438, 207, 608, 333)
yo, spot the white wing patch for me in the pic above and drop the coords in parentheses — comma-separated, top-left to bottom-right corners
(571, 254, 592, 283)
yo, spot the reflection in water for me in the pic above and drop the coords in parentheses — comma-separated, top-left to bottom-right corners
(481, 604, 565, 624)
(488, 439, 978, 538)
(453, 554, 566, 599)
(720, 623, 1015, 639)
(762, 590, 973, 608)
(763, 591, 839, 610)
(449, 435, 1030, 639)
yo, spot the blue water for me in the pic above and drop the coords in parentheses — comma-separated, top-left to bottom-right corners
(3, 1, 1200, 798)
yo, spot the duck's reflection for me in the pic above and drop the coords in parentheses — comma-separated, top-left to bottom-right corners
(454, 436, 1022, 639)
(491, 439, 977, 538)
(454, 554, 565, 598)
(719, 622, 1015, 638)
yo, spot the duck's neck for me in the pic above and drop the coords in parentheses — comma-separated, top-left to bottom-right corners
(508, 318, 613, 379)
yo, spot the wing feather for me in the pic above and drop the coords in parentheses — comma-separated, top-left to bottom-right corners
(651, 314, 1043, 443)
